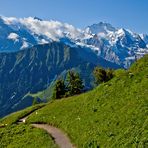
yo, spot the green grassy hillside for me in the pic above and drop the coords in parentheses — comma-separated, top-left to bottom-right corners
(0, 55, 148, 148)
(0, 104, 58, 148)
(26, 55, 148, 147)
(0, 103, 45, 126)
(0, 124, 57, 148)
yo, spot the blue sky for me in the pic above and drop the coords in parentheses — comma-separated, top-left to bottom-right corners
(0, 0, 147, 33)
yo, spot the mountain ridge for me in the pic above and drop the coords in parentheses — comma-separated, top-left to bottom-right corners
(0, 16, 148, 68)
(0, 41, 121, 117)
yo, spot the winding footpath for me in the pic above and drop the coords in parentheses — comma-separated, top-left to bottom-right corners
(19, 116, 75, 148)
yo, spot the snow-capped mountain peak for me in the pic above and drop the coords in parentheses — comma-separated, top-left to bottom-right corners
(85, 22, 116, 35)
(0, 16, 147, 68)
(116, 28, 126, 36)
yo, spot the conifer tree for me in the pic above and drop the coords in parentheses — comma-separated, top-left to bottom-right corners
(66, 70, 84, 96)
(52, 79, 66, 99)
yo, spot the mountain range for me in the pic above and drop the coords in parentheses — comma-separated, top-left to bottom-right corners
(0, 16, 148, 68)
(0, 16, 148, 117)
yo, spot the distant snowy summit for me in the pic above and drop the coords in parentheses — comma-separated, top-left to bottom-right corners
(0, 16, 148, 68)
(84, 23, 148, 68)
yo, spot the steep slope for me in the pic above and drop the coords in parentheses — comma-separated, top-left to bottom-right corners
(24, 54, 148, 147)
(0, 42, 120, 117)
(0, 54, 147, 147)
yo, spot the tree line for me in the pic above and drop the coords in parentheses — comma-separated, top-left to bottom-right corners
(52, 67, 114, 100)
(52, 70, 84, 99)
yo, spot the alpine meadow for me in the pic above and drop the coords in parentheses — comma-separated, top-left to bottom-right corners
(0, 1, 148, 148)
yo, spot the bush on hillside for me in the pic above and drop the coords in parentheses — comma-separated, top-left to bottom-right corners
(93, 67, 114, 85)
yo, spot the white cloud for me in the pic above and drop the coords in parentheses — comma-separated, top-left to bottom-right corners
(19, 17, 84, 41)
(7, 33, 19, 42)
(2, 16, 89, 43)
(2, 16, 18, 25)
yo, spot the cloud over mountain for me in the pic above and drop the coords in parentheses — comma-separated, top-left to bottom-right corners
(0, 16, 148, 68)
